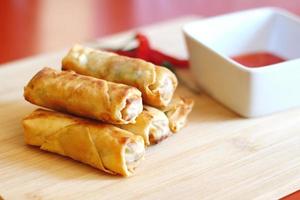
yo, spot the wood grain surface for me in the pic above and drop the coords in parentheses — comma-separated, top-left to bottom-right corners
(0, 17, 300, 200)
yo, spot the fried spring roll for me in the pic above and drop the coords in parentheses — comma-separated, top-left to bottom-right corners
(163, 96, 194, 133)
(23, 109, 145, 176)
(119, 106, 170, 146)
(62, 45, 178, 107)
(24, 67, 143, 124)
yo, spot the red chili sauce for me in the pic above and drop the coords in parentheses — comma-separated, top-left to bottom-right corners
(231, 52, 286, 68)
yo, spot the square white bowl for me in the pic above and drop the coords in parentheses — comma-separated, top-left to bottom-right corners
(183, 7, 300, 117)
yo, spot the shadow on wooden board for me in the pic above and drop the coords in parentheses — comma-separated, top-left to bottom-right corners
(185, 92, 241, 124)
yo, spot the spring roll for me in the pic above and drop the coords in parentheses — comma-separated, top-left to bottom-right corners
(24, 67, 143, 124)
(163, 96, 194, 133)
(23, 108, 145, 176)
(62, 45, 178, 107)
(119, 106, 170, 146)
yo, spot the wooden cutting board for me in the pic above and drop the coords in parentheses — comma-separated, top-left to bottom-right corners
(1, 17, 300, 200)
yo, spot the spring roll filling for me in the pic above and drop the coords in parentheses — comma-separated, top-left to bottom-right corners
(121, 96, 143, 121)
(125, 141, 145, 172)
(148, 75, 174, 104)
(149, 119, 170, 144)
(158, 76, 174, 103)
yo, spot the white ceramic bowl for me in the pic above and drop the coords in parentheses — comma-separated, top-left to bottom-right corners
(183, 8, 300, 117)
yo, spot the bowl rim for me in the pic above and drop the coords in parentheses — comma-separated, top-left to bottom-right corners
(182, 7, 300, 73)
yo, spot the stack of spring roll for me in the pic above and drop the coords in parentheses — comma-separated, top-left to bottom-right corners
(22, 45, 194, 177)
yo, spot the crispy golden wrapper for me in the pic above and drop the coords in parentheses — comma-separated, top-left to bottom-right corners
(62, 45, 178, 107)
(24, 67, 143, 124)
(119, 106, 170, 146)
(163, 96, 194, 133)
(23, 109, 145, 176)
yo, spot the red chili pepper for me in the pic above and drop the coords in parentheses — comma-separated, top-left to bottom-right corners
(104, 33, 189, 69)
(149, 49, 189, 68)
(113, 49, 137, 57)
(135, 33, 151, 60)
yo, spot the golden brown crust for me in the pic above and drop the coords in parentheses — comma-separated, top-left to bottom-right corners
(119, 106, 170, 146)
(24, 67, 143, 124)
(23, 109, 145, 176)
(163, 96, 194, 133)
(62, 45, 178, 107)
